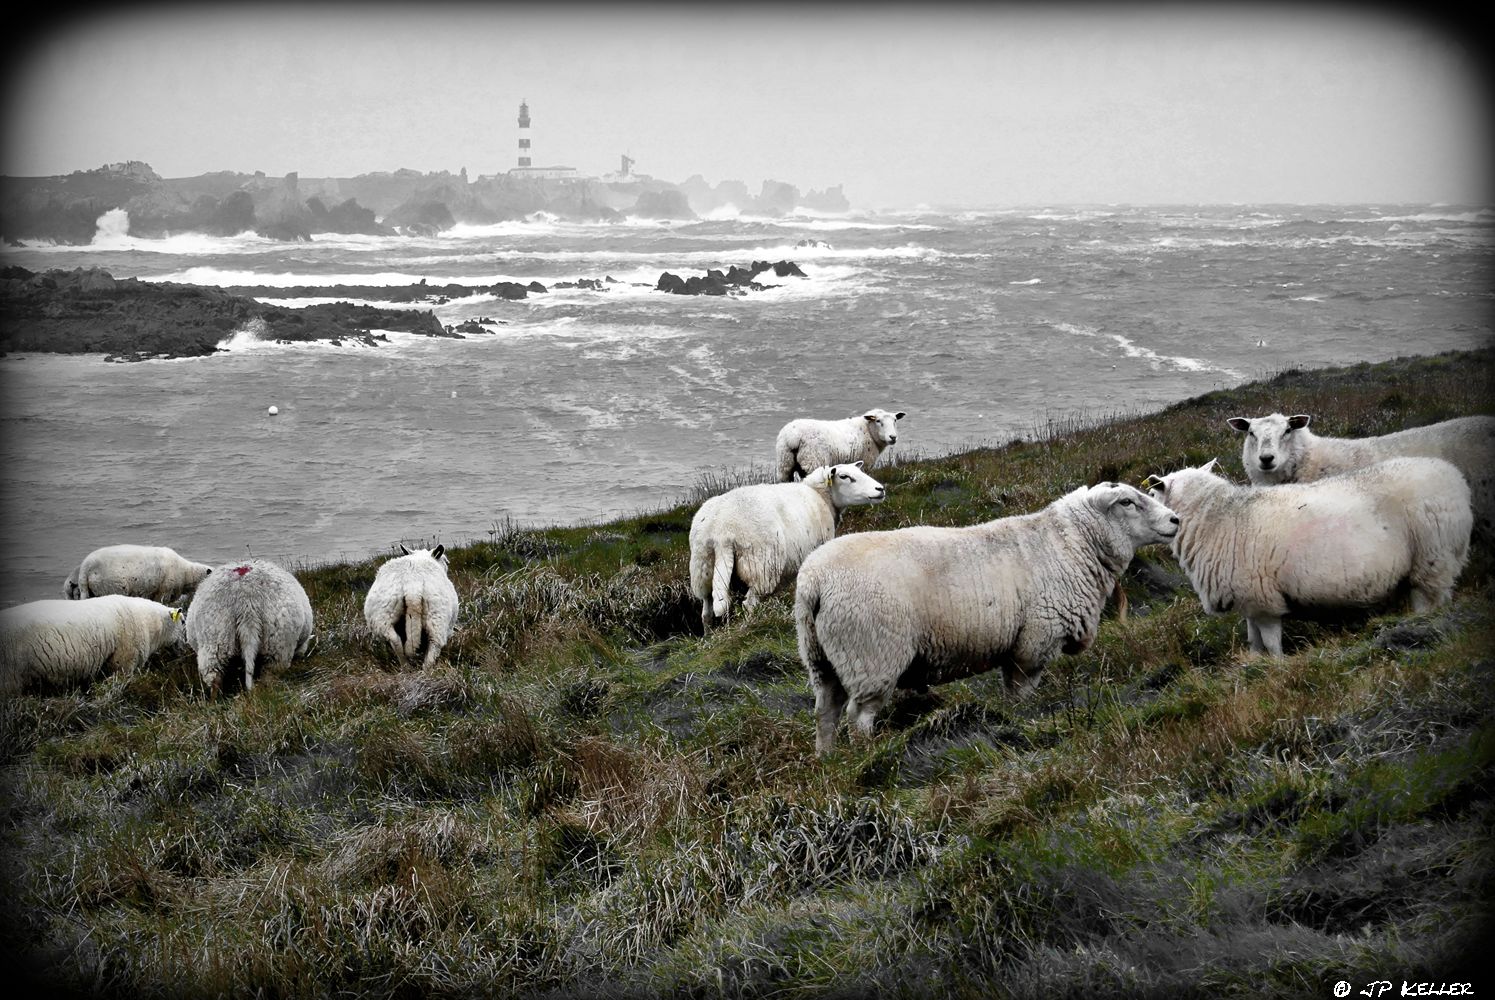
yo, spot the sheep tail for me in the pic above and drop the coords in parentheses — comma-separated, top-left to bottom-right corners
(238, 627, 260, 691)
(711, 543, 736, 619)
(404, 592, 425, 661)
(795, 581, 829, 675)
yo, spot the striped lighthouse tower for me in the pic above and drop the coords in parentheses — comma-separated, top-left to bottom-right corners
(517, 100, 532, 168)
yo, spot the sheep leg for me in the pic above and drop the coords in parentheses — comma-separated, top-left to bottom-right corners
(108, 644, 145, 681)
(198, 652, 223, 699)
(420, 635, 446, 670)
(1245, 618, 1262, 652)
(378, 625, 408, 668)
(813, 675, 849, 755)
(700, 599, 716, 632)
(742, 590, 763, 615)
(851, 691, 887, 740)
(1409, 578, 1451, 613)
(1249, 615, 1284, 657)
(779, 446, 800, 482)
(1003, 659, 1045, 699)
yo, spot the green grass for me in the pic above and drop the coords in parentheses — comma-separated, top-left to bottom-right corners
(2, 348, 1492, 999)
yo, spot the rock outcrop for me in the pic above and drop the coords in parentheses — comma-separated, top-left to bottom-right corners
(654, 260, 808, 296)
(0, 266, 448, 360)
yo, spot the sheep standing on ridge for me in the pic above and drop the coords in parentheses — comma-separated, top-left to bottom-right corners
(63, 544, 213, 602)
(1, 596, 184, 696)
(363, 545, 459, 669)
(1146, 457, 1472, 658)
(1228, 412, 1494, 532)
(185, 559, 314, 695)
(690, 463, 886, 630)
(796, 482, 1179, 753)
(776, 408, 905, 481)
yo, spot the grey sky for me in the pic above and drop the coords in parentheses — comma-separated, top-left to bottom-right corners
(3, 3, 1488, 208)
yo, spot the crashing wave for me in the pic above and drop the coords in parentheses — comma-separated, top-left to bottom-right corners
(215, 316, 270, 352)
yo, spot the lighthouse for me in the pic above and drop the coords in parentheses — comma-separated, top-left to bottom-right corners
(506, 101, 577, 179)
(517, 99, 531, 168)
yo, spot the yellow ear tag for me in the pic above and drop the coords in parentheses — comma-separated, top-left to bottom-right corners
(170, 608, 183, 621)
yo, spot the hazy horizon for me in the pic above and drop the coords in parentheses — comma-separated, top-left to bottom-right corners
(2, 3, 1490, 210)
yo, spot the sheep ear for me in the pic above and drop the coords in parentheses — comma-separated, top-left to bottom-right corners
(864, 413, 878, 422)
(432, 545, 444, 560)
(1287, 414, 1311, 429)
(399, 544, 411, 555)
(1141, 475, 1164, 491)
(853, 460, 864, 468)
(894, 411, 906, 420)
(1203, 458, 1220, 473)
(169, 608, 183, 622)
(1226, 417, 1251, 433)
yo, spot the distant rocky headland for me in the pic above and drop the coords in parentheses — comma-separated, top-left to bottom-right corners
(0, 160, 851, 244)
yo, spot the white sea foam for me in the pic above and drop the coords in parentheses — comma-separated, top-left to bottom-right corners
(214, 317, 272, 352)
(445, 212, 685, 239)
(145, 245, 937, 290)
(151, 267, 455, 287)
(251, 295, 491, 311)
(1358, 209, 1494, 224)
(1049, 321, 1243, 379)
(9, 210, 278, 255)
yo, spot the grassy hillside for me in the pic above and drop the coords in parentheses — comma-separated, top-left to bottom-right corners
(2, 349, 1492, 999)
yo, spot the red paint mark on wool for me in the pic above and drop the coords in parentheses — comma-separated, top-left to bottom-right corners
(232, 565, 253, 577)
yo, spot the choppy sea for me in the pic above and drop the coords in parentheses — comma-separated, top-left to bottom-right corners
(2, 204, 1491, 605)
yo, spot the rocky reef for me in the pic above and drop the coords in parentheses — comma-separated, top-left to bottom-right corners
(0, 266, 449, 361)
(0, 257, 811, 359)
(655, 260, 809, 296)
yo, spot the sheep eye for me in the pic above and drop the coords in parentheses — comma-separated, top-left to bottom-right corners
(1246, 431, 1255, 439)
(1118, 498, 1133, 506)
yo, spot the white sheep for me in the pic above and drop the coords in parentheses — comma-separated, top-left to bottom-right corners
(185, 559, 314, 695)
(795, 482, 1180, 753)
(776, 408, 905, 481)
(690, 463, 886, 630)
(1145, 457, 1472, 658)
(1227, 412, 1495, 532)
(362, 544, 459, 669)
(1, 596, 184, 696)
(63, 544, 214, 602)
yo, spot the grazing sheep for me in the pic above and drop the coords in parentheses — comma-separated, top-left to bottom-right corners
(796, 482, 1180, 753)
(1, 596, 184, 696)
(185, 559, 314, 695)
(776, 408, 905, 481)
(1227, 412, 1495, 532)
(363, 544, 459, 669)
(1145, 457, 1472, 658)
(63, 544, 213, 602)
(690, 463, 886, 630)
